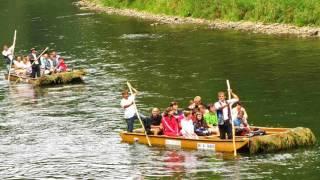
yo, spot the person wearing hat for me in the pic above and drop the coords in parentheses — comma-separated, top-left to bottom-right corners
(28, 48, 41, 78)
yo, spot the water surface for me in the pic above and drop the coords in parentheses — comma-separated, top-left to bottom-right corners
(0, 0, 319, 179)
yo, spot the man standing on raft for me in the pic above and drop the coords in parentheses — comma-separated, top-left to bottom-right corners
(120, 89, 151, 133)
(2, 44, 14, 72)
(29, 48, 41, 78)
(214, 90, 239, 139)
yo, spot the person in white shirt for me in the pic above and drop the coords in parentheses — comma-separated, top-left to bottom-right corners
(232, 102, 249, 127)
(120, 89, 150, 133)
(50, 51, 60, 67)
(14, 56, 23, 68)
(22, 56, 32, 75)
(214, 90, 239, 139)
(13, 56, 24, 75)
(2, 44, 14, 71)
(180, 110, 198, 139)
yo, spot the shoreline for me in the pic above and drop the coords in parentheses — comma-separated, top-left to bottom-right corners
(76, 0, 320, 38)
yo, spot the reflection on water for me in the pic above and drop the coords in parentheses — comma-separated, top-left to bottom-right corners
(8, 84, 48, 104)
(0, 0, 320, 179)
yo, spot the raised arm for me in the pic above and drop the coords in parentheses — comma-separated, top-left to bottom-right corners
(231, 91, 239, 101)
(131, 87, 138, 95)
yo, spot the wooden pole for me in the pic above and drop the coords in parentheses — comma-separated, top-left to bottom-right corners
(227, 79, 237, 157)
(126, 81, 152, 146)
(31, 47, 49, 66)
(7, 30, 17, 81)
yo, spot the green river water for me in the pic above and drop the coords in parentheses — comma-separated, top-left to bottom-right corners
(0, 0, 319, 179)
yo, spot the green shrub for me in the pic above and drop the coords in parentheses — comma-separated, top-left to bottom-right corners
(92, 0, 320, 26)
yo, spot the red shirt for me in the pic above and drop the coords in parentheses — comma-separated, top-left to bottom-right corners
(162, 115, 180, 137)
(58, 60, 68, 72)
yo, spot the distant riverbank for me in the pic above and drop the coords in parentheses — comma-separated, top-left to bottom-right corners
(76, 0, 320, 38)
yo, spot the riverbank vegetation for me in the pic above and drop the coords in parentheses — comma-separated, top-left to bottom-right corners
(88, 0, 320, 27)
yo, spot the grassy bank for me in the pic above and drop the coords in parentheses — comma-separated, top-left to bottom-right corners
(88, 0, 320, 27)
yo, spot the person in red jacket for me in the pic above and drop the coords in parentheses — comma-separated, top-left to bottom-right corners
(57, 57, 68, 72)
(161, 107, 181, 137)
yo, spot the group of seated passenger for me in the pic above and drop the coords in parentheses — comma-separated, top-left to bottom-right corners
(143, 96, 249, 139)
(3, 46, 69, 78)
(121, 88, 250, 139)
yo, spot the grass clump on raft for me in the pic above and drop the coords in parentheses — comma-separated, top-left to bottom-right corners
(249, 127, 316, 154)
(34, 70, 86, 86)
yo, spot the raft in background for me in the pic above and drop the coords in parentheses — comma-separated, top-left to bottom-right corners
(5, 69, 86, 86)
(120, 127, 316, 154)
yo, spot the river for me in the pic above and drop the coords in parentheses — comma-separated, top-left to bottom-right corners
(0, 0, 319, 179)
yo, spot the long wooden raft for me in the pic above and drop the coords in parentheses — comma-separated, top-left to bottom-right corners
(5, 70, 86, 86)
(120, 127, 316, 154)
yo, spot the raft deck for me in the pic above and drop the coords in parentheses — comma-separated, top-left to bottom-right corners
(120, 127, 316, 154)
(5, 70, 86, 86)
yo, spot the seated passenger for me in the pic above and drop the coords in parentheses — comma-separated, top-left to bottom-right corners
(50, 50, 60, 63)
(204, 104, 219, 135)
(180, 110, 198, 139)
(40, 53, 49, 75)
(13, 56, 24, 75)
(149, 107, 162, 135)
(161, 107, 180, 137)
(45, 55, 57, 75)
(170, 101, 184, 123)
(232, 102, 250, 136)
(20, 56, 32, 76)
(198, 104, 208, 114)
(232, 102, 249, 127)
(14, 56, 23, 68)
(194, 112, 211, 136)
(56, 57, 68, 72)
(188, 96, 202, 110)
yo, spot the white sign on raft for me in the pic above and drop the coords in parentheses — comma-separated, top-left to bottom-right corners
(165, 139, 181, 147)
(197, 143, 216, 151)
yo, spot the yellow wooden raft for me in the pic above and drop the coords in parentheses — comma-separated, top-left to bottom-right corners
(120, 127, 316, 154)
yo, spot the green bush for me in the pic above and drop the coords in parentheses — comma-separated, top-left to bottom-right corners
(91, 0, 320, 26)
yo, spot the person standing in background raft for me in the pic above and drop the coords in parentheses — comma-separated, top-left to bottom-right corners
(214, 90, 239, 139)
(28, 48, 41, 78)
(120, 89, 151, 133)
(2, 44, 14, 71)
